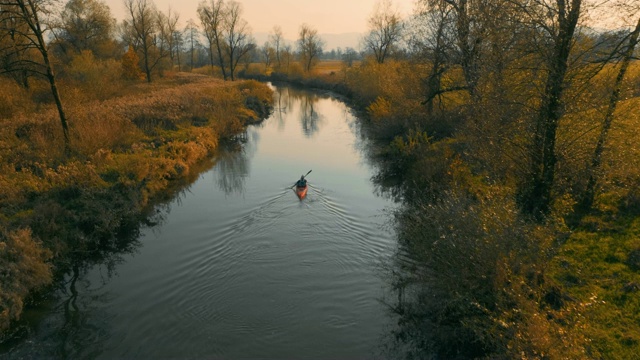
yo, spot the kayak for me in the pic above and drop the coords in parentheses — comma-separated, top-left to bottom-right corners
(295, 184, 308, 199)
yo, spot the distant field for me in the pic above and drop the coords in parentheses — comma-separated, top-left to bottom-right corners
(313, 60, 346, 74)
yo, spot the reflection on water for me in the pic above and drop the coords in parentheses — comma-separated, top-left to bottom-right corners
(1, 84, 397, 359)
(300, 95, 321, 136)
(214, 140, 252, 196)
(274, 86, 325, 137)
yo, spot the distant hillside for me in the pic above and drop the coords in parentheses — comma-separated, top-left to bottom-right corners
(253, 32, 363, 51)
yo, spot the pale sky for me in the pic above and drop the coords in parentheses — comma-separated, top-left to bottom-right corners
(110, 0, 415, 40)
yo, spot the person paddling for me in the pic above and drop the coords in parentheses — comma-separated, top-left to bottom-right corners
(294, 170, 311, 187)
(296, 175, 307, 187)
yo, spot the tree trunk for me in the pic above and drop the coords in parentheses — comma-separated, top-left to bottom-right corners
(21, 0, 70, 149)
(215, 40, 228, 81)
(142, 37, 152, 83)
(455, 0, 480, 98)
(581, 17, 640, 210)
(519, 0, 582, 219)
(229, 46, 235, 81)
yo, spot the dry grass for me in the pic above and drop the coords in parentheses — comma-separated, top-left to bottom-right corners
(311, 60, 344, 75)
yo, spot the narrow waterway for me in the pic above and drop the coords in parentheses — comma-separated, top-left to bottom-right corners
(1, 84, 396, 359)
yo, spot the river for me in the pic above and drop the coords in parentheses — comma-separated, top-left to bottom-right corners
(1, 84, 397, 359)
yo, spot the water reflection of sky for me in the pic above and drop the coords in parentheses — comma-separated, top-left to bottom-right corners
(258, 89, 361, 172)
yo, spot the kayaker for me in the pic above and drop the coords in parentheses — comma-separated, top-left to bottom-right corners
(296, 175, 307, 187)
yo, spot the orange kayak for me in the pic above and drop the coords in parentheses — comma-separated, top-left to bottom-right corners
(295, 184, 308, 199)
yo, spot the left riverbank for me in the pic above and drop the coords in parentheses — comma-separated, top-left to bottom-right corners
(0, 74, 273, 333)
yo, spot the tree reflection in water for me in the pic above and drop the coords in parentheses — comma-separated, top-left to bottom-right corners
(274, 86, 290, 130)
(0, 179, 183, 357)
(300, 96, 320, 136)
(213, 127, 259, 195)
(285, 86, 324, 137)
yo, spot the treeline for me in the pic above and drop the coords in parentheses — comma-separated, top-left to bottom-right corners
(252, 0, 640, 358)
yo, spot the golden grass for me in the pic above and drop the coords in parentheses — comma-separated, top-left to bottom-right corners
(311, 60, 345, 75)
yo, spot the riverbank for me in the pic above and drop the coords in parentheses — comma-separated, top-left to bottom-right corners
(244, 60, 640, 358)
(0, 74, 273, 333)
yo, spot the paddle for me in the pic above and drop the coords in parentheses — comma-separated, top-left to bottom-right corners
(292, 170, 312, 187)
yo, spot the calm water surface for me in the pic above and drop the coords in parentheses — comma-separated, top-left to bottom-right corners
(1, 85, 396, 359)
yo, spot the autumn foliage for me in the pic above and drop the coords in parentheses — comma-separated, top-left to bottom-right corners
(121, 46, 145, 81)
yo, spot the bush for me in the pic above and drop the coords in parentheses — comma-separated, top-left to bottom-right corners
(0, 79, 33, 119)
(63, 51, 126, 101)
(0, 228, 52, 332)
(387, 183, 562, 359)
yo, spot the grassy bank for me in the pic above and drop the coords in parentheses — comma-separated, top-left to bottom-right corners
(0, 74, 273, 333)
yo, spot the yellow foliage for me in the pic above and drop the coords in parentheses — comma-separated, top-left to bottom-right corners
(64, 51, 124, 101)
(121, 46, 145, 81)
(244, 63, 265, 77)
(367, 96, 392, 121)
(288, 62, 305, 80)
(0, 228, 52, 331)
(0, 79, 33, 119)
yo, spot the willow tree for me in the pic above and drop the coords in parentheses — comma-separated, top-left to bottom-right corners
(0, 0, 70, 147)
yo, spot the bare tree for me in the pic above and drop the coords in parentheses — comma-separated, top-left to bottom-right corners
(440, 0, 486, 98)
(157, 7, 179, 68)
(270, 25, 283, 68)
(172, 28, 183, 70)
(298, 23, 323, 72)
(411, 1, 457, 114)
(122, 0, 169, 82)
(261, 41, 274, 70)
(198, 0, 226, 79)
(222, 0, 254, 81)
(342, 47, 358, 67)
(0, 0, 70, 147)
(281, 43, 293, 74)
(363, 0, 403, 63)
(1, 1, 35, 88)
(581, 14, 640, 209)
(184, 18, 198, 71)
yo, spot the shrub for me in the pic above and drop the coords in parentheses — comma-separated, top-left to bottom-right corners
(64, 51, 124, 100)
(0, 79, 33, 119)
(387, 183, 562, 359)
(0, 228, 52, 332)
(121, 46, 145, 81)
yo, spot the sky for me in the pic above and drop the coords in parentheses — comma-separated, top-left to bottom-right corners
(110, 0, 416, 40)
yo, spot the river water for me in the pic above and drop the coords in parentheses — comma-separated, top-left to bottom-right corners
(1, 84, 397, 359)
